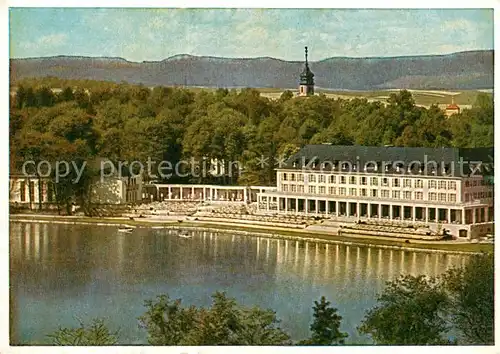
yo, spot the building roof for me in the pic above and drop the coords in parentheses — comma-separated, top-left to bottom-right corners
(281, 145, 494, 178)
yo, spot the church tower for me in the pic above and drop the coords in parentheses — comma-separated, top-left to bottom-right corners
(298, 46, 315, 96)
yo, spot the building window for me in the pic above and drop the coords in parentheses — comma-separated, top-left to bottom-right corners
(283, 185, 289, 192)
(448, 181, 456, 190)
(339, 187, 346, 196)
(29, 182, 35, 202)
(415, 192, 423, 200)
(403, 191, 412, 199)
(329, 175, 336, 184)
(309, 174, 316, 183)
(360, 188, 367, 197)
(465, 193, 470, 202)
(349, 176, 357, 184)
(349, 188, 356, 196)
(382, 178, 388, 186)
(308, 186, 316, 194)
(465, 180, 470, 187)
(290, 173, 296, 181)
(392, 178, 400, 187)
(438, 181, 446, 189)
(448, 194, 456, 202)
(392, 190, 400, 199)
(291, 185, 297, 192)
(429, 192, 437, 201)
(340, 176, 346, 184)
(319, 186, 326, 194)
(472, 180, 478, 187)
(298, 185, 304, 193)
(298, 174, 304, 182)
(47, 182, 53, 202)
(381, 190, 390, 198)
(403, 179, 412, 188)
(370, 177, 378, 186)
(20, 181, 26, 202)
(415, 179, 423, 188)
(371, 189, 377, 197)
(40, 181, 46, 202)
(439, 193, 447, 202)
(328, 187, 336, 195)
(360, 177, 367, 185)
(319, 175, 325, 183)
(282, 173, 287, 181)
(429, 180, 436, 189)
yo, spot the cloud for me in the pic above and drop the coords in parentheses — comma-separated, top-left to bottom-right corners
(10, 9, 494, 61)
(21, 33, 68, 50)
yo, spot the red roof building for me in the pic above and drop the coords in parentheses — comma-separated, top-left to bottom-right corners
(445, 97, 460, 117)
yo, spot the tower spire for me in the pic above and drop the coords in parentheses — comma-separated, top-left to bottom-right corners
(298, 46, 315, 97)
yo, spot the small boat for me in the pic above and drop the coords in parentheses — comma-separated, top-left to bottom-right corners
(118, 227, 134, 233)
(177, 231, 192, 239)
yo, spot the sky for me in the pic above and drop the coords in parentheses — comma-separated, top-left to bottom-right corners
(9, 8, 494, 62)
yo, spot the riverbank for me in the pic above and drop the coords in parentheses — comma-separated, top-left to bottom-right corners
(9, 214, 492, 255)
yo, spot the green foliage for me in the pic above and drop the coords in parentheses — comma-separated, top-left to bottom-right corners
(300, 296, 348, 345)
(441, 253, 494, 345)
(359, 254, 494, 345)
(10, 79, 494, 191)
(139, 292, 291, 345)
(358, 275, 451, 345)
(47, 318, 119, 345)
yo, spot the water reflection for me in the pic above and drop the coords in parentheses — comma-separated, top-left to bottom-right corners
(10, 221, 468, 345)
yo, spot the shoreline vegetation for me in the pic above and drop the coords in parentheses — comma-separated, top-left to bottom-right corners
(41, 254, 495, 346)
(9, 214, 492, 255)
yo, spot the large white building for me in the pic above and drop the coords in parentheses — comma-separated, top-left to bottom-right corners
(257, 145, 494, 239)
(9, 173, 142, 208)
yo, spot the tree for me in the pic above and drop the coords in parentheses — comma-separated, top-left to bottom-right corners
(278, 90, 294, 102)
(300, 296, 347, 345)
(138, 294, 198, 345)
(57, 86, 75, 103)
(358, 275, 450, 345)
(47, 318, 119, 345)
(139, 292, 291, 345)
(441, 253, 494, 345)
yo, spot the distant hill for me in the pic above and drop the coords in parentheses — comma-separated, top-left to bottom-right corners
(9, 50, 493, 90)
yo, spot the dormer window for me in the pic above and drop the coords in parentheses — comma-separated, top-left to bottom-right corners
(385, 165, 390, 172)
(342, 163, 348, 170)
(293, 161, 297, 168)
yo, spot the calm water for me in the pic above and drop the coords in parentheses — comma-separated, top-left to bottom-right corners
(10, 221, 468, 345)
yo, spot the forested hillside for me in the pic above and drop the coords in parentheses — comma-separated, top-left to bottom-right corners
(10, 50, 494, 90)
(10, 78, 493, 190)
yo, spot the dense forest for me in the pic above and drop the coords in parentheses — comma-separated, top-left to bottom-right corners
(10, 78, 493, 192)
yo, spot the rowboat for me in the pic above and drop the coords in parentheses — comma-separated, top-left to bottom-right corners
(118, 227, 134, 233)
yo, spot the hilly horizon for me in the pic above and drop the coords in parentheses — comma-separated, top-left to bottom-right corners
(10, 50, 494, 90)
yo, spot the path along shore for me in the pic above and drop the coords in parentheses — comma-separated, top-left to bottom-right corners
(9, 213, 492, 256)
